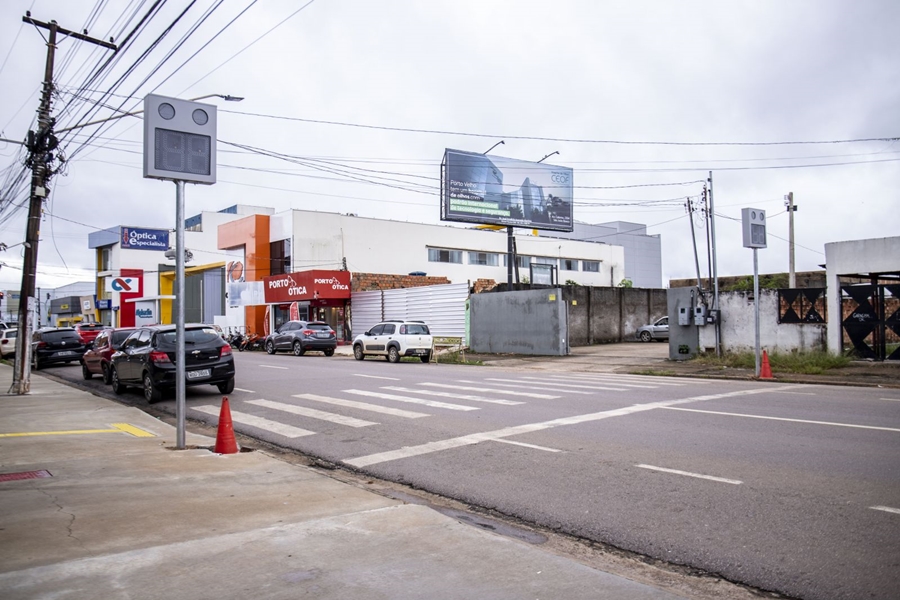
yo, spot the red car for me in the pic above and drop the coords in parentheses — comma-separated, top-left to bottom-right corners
(74, 323, 108, 345)
(81, 327, 136, 384)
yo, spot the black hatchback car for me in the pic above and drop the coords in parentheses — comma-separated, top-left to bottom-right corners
(264, 320, 337, 356)
(110, 324, 235, 403)
(32, 327, 88, 370)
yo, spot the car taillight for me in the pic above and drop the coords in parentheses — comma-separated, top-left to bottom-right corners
(302, 329, 314, 336)
(149, 350, 171, 363)
(220, 345, 232, 358)
(37, 341, 47, 349)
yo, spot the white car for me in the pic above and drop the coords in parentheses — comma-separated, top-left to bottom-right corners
(0, 328, 17, 358)
(353, 320, 433, 363)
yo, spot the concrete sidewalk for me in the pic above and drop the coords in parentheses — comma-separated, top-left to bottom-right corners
(0, 364, 688, 600)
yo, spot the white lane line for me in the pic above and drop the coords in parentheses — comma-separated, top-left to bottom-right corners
(421, 382, 559, 399)
(293, 393, 428, 419)
(345, 385, 796, 468)
(542, 374, 684, 388)
(562, 373, 711, 385)
(880, 398, 900, 402)
(247, 399, 378, 428)
(776, 391, 815, 395)
(233, 387, 255, 393)
(258, 365, 289, 370)
(192, 405, 314, 438)
(354, 374, 400, 381)
(871, 505, 900, 515)
(636, 464, 742, 485)
(383, 386, 524, 405)
(480, 381, 595, 395)
(661, 407, 900, 432)
(487, 378, 626, 392)
(494, 439, 563, 453)
(534, 376, 657, 389)
(345, 389, 479, 411)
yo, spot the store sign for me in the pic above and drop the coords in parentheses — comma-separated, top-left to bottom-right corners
(96, 299, 112, 310)
(121, 227, 169, 251)
(106, 277, 141, 293)
(263, 270, 351, 304)
(134, 301, 156, 327)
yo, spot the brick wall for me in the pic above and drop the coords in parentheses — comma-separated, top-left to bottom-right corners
(352, 272, 451, 292)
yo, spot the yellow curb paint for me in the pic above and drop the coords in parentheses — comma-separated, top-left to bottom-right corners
(0, 423, 156, 438)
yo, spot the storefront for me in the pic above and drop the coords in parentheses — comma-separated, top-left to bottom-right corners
(262, 270, 352, 341)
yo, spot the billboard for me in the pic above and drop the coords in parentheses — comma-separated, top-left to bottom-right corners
(121, 227, 169, 251)
(441, 149, 574, 232)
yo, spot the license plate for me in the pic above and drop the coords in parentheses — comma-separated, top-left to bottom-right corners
(187, 369, 211, 380)
(56, 351, 76, 356)
(316, 333, 330, 338)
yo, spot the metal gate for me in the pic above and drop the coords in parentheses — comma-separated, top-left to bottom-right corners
(841, 284, 900, 360)
(350, 283, 468, 341)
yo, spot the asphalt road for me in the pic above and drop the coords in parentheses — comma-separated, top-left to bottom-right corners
(46, 350, 900, 600)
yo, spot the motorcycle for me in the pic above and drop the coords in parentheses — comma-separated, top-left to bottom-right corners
(228, 332, 244, 351)
(240, 332, 261, 352)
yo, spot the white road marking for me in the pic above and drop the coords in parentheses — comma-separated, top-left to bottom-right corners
(354, 374, 400, 381)
(661, 407, 900, 432)
(383, 386, 524, 405)
(776, 391, 816, 395)
(880, 398, 900, 402)
(870, 505, 900, 515)
(494, 439, 563, 453)
(293, 393, 428, 419)
(488, 378, 626, 392)
(636, 464, 742, 485)
(247, 399, 378, 427)
(258, 365, 289, 370)
(233, 387, 255, 393)
(562, 373, 712, 385)
(345, 389, 479, 411)
(192, 405, 314, 438)
(345, 385, 795, 468)
(543, 374, 684, 388)
(480, 381, 596, 395)
(420, 382, 559, 399)
(534, 375, 656, 389)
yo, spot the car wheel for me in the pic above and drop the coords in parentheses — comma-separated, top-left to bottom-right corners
(323, 348, 334, 357)
(143, 372, 162, 404)
(293, 341, 305, 356)
(81, 362, 93, 380)
(639, 331, 652, 342)
(102, 363, 111, 385)
(217, 377, 235, 394)
(266, 340, 275, 355)
(111, 367, 126, 395)
(387, 346, 401, 363)
(419, 353, 430, 363)
(353, 344, 365, 361)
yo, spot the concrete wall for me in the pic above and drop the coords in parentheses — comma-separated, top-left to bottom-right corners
(563, 286, 667, 345)
(698, 289, 826, 353)
(470, 288, 567, 355)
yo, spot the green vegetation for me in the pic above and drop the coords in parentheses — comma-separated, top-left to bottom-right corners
(694, 350, 850, 374)
(618, 278, 633, 288)
(723, 273, 789, 292)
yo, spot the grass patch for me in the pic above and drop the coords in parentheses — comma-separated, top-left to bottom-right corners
(628, 369, 678, 377)
(693, 350, 850, 374)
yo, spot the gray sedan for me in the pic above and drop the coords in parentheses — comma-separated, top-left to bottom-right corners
(636, 317, 668, 342)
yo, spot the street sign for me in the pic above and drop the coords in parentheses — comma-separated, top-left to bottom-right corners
(741, 208, 767, 248)
(143, 94, 217, 184)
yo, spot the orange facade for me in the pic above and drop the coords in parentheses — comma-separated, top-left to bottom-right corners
(217, 214, 271, 336)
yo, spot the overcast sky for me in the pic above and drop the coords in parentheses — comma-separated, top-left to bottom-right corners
(1, 0, 898, 291)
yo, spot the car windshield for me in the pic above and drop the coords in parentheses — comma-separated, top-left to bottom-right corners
(157, 327, 221, 345)
(111, 330, 135, 345)
(78, 324, 104, 331)
(6, 330, 17, 339)
(42, 331, 81, 343)
(306, 322, 332, 330)
(405, 324, 429, 335)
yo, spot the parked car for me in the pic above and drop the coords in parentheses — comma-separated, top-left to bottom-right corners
(32, 327, 88, 370)
(264, 320, 337, 356)
(74, 322, 108, 345)
(0, 328, 18, 358)
(81, 327, 137, 383)
(636, 317, 669, 342)
(109, 324, 235, 403)
(353, 320, 433, 363)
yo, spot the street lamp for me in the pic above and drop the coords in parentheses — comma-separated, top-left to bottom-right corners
(56, 94, 243, 133)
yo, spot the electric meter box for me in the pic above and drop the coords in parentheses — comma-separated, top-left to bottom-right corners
(143, 94, 217, 184)
(694, 305, 707, 326)
(678, 306, 691, 326)
(741, 208, 767, 248)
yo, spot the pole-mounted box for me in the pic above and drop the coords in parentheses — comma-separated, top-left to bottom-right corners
(143, 94, 216, 184)
(741, 208, 767, 249)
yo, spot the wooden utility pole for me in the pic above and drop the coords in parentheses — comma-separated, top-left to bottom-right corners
(11, 15, 115, 394)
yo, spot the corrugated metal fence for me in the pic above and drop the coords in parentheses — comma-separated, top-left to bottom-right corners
(351, 283, 468, 340)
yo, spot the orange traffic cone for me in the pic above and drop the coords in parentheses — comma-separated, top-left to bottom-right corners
(214, 397, 240, 454)
(760, 350, 773, 380)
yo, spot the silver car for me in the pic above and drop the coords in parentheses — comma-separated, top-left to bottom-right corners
(636, 317, 668, 342)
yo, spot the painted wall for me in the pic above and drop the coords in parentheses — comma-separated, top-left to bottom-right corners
(470, 288, 568, 355)
(563, 286, 667, 345)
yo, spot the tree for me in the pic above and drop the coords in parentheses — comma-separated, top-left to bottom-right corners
(618, 278, 633, 288)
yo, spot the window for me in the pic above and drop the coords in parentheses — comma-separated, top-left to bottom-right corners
(382, 324, 396, 334)
(561, 259, 579, 271)
(99, 247, 111, 271)
(468, 252, 499, 266)
(504, 255, 532, 268)
(583, 261, 600, 272)
(533, 257, 557, 266)
(369, 324, 384, 335)
(428, 248, 462, 264)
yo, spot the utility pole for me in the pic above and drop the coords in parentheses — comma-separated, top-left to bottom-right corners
(708, 171, 720, 357)
(11, 15, 115, 394)
(686, 197, 703, 290)
(785, 192, 797, 287)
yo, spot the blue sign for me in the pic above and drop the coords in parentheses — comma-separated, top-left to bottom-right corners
(121, 227, 169, 251)
(96, 299, 112, 310)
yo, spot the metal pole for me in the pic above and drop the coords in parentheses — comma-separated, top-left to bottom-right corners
(175, 180, 186, 449)
(687, 198, 703, 289)
(507, 226, 513, 289)
(787, 192, 796, 288)
(753, 247, 761, 377)
(708, 171, 720, 357)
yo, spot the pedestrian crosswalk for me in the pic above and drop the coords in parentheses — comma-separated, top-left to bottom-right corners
(191, 372, 711, 443)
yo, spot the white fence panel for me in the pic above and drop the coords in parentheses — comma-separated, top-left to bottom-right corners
(350, 283, 468, 342)
(350, 290, 383, 338)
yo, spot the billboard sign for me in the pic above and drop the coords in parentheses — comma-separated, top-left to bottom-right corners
(121, 227, 169, 251)
(441, 149, 574, 232)
(263, 270, 351, 304)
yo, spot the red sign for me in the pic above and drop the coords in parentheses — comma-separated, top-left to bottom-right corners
(262, 270, 351, 304)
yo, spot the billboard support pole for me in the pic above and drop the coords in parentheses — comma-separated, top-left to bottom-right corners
(507, 227, 514, 289)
